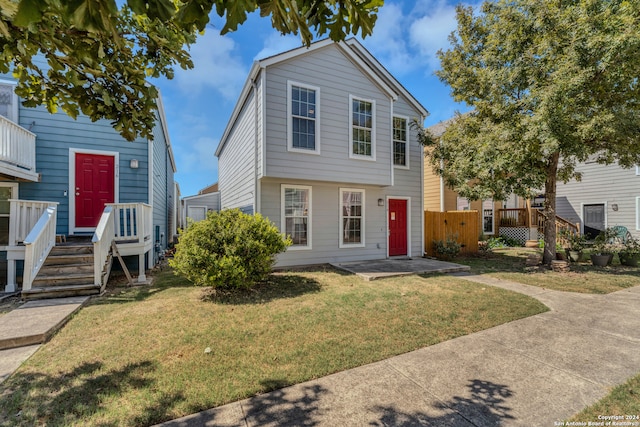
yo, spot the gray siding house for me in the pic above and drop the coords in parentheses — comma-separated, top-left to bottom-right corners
(0, 76, 177, 297)
(216, 39, 428, 266)
(181, 186, 221, 227)
(556, 161, 640, 239)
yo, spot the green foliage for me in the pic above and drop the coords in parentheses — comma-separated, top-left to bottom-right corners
(432, 234, 461, 259)
(0, 0, 381, 141)
(593, 227, 621, 254)
(484, 236, 522, 251)
(416, 0, 640, 264)
(559, 229, 586, 251)
(169, 209, 291, 289)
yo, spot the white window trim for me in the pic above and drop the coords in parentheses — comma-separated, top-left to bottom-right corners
(281, 184, 312, 250)
(339, 187, 366, 248)
(69, 148, 120, 235)
(348, 95, 376, 161)
(636, 165, 640, 176)
(0, 183, 19, 251)
(482, 199, 495, 235)
(287, 81, 321, 155)
(392, 115, 410, 170)
(0, 79, 19, 123)
(636, 197, 640, 230)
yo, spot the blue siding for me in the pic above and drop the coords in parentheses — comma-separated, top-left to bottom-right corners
(151, 112, 175, 257)
(18, 105, 149, 235)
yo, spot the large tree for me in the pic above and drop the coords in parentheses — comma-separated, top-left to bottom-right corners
(418, 0, 640, 264)
(0, 0, 381, 141)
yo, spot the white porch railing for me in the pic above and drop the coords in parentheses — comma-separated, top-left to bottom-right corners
(92, 203, 153, 285)
(92, 206, 115, 290)
(0, 115, 38, 181)
(22, 204, 58, 291)
(108, 203, 152, 244)
(9, 200, 57, 245)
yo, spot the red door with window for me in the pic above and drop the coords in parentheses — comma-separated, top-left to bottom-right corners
(388, 199, 408, 256)
(75, 153, 115, 228)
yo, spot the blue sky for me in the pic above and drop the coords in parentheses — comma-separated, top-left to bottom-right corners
(153, 0, 477, 197)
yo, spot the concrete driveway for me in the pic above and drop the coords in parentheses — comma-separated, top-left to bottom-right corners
(331, 257, 470, 280)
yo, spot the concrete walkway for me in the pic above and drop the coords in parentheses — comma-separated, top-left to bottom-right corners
(0, 296, 90, 383)
(157, 273, 640, 427)
(331, 257, 470, 280)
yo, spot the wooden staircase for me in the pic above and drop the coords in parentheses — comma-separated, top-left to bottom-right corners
(22, 236, 101, 300)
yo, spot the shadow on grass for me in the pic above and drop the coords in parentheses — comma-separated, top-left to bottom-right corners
(92, 269, 194, 306)
(370, 379, 514, 426)
(0, 360, 185, 427)
(200, 274, 322, 305)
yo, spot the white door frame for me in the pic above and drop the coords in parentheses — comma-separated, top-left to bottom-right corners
(69, 148, 119, 235)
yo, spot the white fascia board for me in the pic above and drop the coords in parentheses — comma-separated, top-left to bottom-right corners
(344, 39, 429, 118)
(155, 90, 178, 173)
(215, 61, 262, 158)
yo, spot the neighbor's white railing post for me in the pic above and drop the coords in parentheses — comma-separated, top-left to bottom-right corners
(92, 206, 115, 290)
(22, 204, 58, 291)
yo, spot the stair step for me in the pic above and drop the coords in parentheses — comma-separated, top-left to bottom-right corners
(43, 254, 93, 266)
(38, 264, 94, 276)
(22, 284, 100, 300)
(32, 272, 94, 287)
(50, 245, 93, 256)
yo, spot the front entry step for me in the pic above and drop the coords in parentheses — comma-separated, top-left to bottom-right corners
(22, 236, 100, 301)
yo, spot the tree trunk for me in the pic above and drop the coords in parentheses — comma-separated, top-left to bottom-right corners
(542, 152, 560, 265)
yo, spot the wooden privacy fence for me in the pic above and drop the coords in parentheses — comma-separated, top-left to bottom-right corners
(424, 210, 479, 256)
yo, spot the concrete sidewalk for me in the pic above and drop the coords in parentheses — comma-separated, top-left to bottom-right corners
(157, 274, 640, 427)
(0, 296, 90, 383)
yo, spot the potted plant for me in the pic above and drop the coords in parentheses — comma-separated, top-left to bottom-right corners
(619, 237, 640, 267)
(590, 228, 619, 267)
(561, 230, 586, 262)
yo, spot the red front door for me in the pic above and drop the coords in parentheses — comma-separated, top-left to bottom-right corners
(75, 153, 115, 228)
(388, 199, 408, 256)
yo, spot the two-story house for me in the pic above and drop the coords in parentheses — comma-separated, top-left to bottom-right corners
(0, 76, 177, 298)
(556, 162, 640, 239)
(216, 39, 428, 266)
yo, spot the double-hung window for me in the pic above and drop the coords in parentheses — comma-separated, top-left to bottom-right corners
(350, 96, 375, 159)
(288, 82, 319, 154)
(0, 81, 18, 122)
(393, 116, 408, 167)
(282, 185, 311, 249)
(340, 188, 365, 247)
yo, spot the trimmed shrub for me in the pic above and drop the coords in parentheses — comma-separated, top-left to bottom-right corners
(169, 209, 291, 289)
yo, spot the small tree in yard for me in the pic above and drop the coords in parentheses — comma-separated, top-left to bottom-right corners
(170, 209, 290, 290)
(417, 0, 640, 265)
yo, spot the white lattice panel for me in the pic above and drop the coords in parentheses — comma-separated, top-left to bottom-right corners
(499, 227, 532, 245)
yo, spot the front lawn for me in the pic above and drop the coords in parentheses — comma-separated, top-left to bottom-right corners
(458, 248, 640, 294)
(0, 266, 546, 426)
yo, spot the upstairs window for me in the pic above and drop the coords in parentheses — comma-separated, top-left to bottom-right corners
(288, 82, 319, 154)
(393, 116, 408, 167)
(350, 96, 375, 160)
(0, 82, 18, 123)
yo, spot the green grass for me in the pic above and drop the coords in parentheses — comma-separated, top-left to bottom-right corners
(0, 266, 547, 426)
(458, 248, 640, 294)
(569, 372, 640, 423)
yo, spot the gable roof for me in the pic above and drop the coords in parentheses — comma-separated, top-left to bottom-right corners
(215, 38, 428, 157)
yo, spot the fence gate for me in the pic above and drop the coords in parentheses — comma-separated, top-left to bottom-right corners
(424, 210, 479, 256)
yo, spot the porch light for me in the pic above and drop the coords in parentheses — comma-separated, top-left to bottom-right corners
(612, 204, 618, 211)
(378, 198, 384, 206)
(130, 159, 139, 169)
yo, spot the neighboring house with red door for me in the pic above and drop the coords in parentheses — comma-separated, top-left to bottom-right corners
(0, 77, 177, 297)
(215, 39, 427, 267)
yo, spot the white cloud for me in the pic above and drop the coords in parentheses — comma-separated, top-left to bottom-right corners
(362, 3, 415, 75)
(409, 0, 459, 69)
(254, 33, 303, 61)
(173, 29, 247, 101)
(175, 135, 219, 176)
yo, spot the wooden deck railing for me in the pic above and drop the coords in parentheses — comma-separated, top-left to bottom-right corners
(497, 208, 579, 236)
